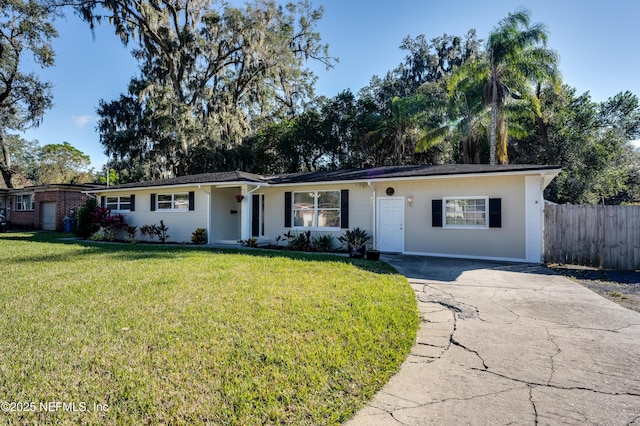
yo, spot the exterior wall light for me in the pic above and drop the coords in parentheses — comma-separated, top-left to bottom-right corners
(407, 195, 413, 206)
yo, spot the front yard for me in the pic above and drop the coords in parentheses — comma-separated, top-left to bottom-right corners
(0, 233, 418, 424)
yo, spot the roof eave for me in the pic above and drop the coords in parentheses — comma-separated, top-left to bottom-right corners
(85, 180, 267, 194)
(270, 167, 562, 187)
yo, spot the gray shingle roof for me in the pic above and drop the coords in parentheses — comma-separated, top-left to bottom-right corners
(98, 164, 560, 190)
(104, 170, 264, 189)
(267, 164, 560, 184)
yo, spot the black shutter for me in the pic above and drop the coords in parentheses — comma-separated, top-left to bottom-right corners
(150, 194, 156, 211)
(284, 192, 292, 228)
(489, 198, 502, 228)
(432, 200, 443, 227)
(100, 196, 106, 208)
(189, 191, 195, 211)
(130, 194, 135, 211)
(340, 189, 349, 229)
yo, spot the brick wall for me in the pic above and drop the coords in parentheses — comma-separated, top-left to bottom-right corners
(9, 190, 91, 231)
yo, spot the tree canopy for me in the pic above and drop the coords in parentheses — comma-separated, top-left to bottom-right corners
(80, 0, 333, 178)
(38, 141, 92, 184)
(5, 4, 640, 205)
(0, 0, 57, 188)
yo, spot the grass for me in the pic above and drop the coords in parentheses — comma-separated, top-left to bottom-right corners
(608, 291, 629, 300)
(0, 232, 418, 425)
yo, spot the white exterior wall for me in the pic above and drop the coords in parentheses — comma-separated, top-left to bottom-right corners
(260, 183, 374, 246)
(95, 171, 550, 262)
(99, 188, 209, 243)
(381, 175, 527, 261)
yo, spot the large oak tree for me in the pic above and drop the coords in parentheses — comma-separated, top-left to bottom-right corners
(0, 0, 57, 188)
(77, 0, 333, 178)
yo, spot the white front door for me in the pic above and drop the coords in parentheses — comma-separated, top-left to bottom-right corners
(377, 197, 404, 252)
(41, 202, 56, 230)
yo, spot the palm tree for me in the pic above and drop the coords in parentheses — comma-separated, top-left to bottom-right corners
(361, 95, 433, 166)
(450, 9, 559, 164)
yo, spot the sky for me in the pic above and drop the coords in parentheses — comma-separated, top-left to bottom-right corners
(18, 0, 640, 170)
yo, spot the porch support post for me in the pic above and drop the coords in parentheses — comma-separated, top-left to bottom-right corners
(368, 181, 377, 249)
(240, 184, 251, 240)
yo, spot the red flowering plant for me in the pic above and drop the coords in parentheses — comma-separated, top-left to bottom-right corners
(90, 207, 127, 240)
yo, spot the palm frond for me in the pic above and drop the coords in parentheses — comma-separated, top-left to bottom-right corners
(416, 125, 449, 152)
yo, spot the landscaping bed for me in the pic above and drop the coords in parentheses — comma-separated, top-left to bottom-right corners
(549, 264, 640, 313)
(0, 232, 418, 424)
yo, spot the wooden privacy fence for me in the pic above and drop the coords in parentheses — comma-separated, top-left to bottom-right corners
(544, 204, 640, 270)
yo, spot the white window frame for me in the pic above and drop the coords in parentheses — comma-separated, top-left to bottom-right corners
(16, 194, 34, 211)
(292, 190, 341, 230)
(156, 192, 189, 212)
(106, 196, 131, 212)
(443, 196, 489, 229)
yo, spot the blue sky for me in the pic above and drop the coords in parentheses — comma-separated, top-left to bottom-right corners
(19, 0, 640, 169)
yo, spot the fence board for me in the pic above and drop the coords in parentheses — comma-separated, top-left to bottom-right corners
(544, 204, 640, 270)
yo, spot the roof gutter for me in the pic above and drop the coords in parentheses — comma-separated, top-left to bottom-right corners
(269, 168, 562, 188)
(82, 167, 562, 194)
(84, 180, 268, 194)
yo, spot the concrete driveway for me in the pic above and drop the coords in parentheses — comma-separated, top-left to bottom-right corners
(347, 256, 640, 425)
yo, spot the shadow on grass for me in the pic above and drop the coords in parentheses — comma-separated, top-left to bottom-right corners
(0, 232, 399, 275)
(1, 232, 188, 264)
(217, 247, 399, 275)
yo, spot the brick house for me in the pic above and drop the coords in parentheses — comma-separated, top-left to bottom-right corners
(4, 184, 102, 231)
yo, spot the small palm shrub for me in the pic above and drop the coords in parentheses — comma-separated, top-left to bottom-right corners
(338, 227, 371, 258)
(191, 228, 207, 244)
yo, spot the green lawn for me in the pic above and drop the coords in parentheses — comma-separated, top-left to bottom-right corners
(0, 233, 418, 425)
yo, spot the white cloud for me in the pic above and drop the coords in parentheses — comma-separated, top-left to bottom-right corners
(72, 115, 96, 128)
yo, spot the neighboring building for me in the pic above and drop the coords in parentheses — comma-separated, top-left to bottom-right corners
(5, 184, 101, 231)
(0, 189, 8, 210)
(87, 164, 560, 263)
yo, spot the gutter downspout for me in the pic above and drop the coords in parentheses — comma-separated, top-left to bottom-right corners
(197, 184, 212, 245)
(368, 181, 376, 249)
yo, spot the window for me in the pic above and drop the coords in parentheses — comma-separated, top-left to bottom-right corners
(16, 194, 34, 211)
(106, 196, 131, 211)
(293, 190, 340, 228)
(157, 193, 189, 211)
(444, 197, 488, 228)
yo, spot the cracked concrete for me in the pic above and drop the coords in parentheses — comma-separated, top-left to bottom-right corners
(346, 256, 640, 425)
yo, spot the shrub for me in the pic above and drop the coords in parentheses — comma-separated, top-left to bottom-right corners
(191, 228, 207, 244)
(282, 230, 313, 252)
(158, 220, 170, 244)
(140, 224, 159, 242)
(124, 225, 138, 243)
(139, 222, 169, 243)
(76, 198, 99, 238)
(338, 227, 371, 258)
(312, 234, 335, 252)
(89, 231, 104, 241)
(239, 238, 259, 248)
